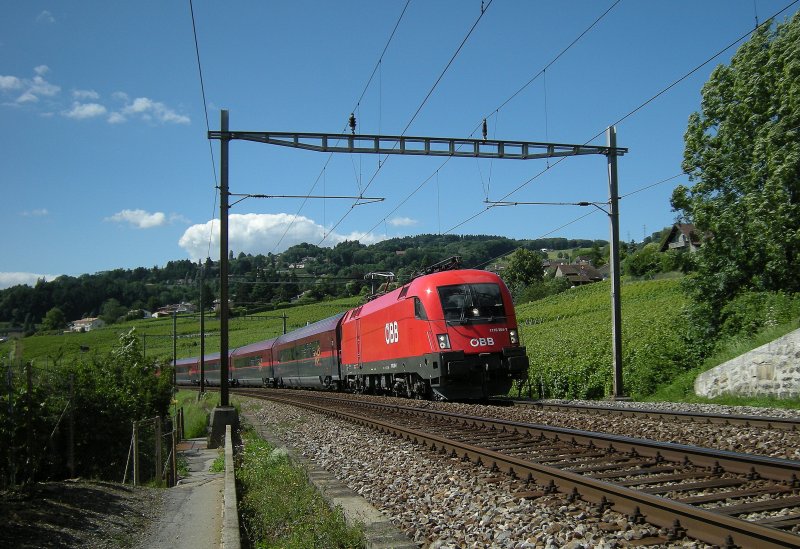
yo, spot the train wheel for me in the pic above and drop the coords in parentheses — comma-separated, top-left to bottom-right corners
(412, 377, 432, 400)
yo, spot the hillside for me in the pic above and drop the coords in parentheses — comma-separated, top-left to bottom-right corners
(0, 233, 608, 329)
(2, 297, 360, 368)
(516, 278, 689, 399)
(7, 278, 688, 401)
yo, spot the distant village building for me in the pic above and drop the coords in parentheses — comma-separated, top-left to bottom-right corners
(69, 317, 106, 332)
(660, 223, 702, 253)
(153, 302, 196, 318)
(554, 264, 603, 286)
(213, 299, 233, 313)
(542, 258, 569, 275)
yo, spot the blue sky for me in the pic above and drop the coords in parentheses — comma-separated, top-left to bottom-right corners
(2, 0, 796, 289)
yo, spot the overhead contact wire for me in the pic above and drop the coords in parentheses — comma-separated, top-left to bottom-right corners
(320, 0, 494, 245)
(356, 0, 620, 242)
(271, 0, 412, 253)
(470, 172, 686, 270)
(188, 0, 220, 260)
(445, 0, 799, 235)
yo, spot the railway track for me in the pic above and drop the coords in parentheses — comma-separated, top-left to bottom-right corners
(236, 388, 800, 548)
(504, 399, 800, 431)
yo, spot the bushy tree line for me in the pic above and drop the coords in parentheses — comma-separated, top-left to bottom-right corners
(0, 330, 173, 486)
(671, 12, 800, 357)
(1, 234, 608, 329)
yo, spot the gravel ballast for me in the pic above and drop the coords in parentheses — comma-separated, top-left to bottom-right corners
(241, 394, 792, 548)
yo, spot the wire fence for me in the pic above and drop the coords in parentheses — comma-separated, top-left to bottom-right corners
(1, 357, 183, 490)
(123, 410, 185, 487)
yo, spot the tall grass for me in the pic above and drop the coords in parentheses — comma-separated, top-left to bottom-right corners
(237, 429, 364, 548)
(174, 390, 215, 439)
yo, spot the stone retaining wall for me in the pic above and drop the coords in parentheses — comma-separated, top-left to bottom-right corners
(694, 328, 800, 399)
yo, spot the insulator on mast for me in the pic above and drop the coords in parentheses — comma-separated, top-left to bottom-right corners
(482, 118, 488, 141)
(349, 112, 356, 135)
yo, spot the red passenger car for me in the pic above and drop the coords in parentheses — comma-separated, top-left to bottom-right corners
(230, 338, 276, 387)
(273, 313, 344, 390)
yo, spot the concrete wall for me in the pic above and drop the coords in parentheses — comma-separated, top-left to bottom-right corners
(694, 328, 800, 399)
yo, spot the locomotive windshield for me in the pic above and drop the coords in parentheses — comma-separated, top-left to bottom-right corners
(438, 283, 506, 324)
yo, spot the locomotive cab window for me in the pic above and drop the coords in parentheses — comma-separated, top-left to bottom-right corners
(413, 297, 428, 320)
(438, 283, 506, 324)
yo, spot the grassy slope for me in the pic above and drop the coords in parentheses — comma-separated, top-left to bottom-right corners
(647, 317, 800, 409)
(516, 278, 689, 399)
(0, 297, 360, 368)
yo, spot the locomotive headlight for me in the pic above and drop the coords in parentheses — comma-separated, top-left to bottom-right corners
(509, 329, 519, 345)
(436, 333, 451, 350)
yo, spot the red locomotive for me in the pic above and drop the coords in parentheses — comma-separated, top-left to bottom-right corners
(176, 259, 528, 400)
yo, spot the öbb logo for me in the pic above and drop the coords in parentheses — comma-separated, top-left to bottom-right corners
(469, 337, 494, 347)
(385, 321, 399, 344)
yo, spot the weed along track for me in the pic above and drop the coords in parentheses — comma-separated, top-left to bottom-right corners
(237, 389, 800, 548)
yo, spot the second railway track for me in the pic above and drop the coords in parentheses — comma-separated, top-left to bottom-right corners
(505, 399, 800, 432)
(236, 388, 800, 548)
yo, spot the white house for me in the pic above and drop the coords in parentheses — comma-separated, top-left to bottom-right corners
(69, 317, 106, 332)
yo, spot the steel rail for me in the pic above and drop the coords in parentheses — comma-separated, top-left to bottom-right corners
(507, 400, 800, 431)
(239, 389, 800, 548)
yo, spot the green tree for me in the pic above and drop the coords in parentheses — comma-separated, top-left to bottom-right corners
(503, 248, 544, 293)
(68, 329, 173, 479)
(100, 298, 127, 325)
(672, 13, 800, 324)
(623, 243, 662, 278)
(41, 307, 67, 331)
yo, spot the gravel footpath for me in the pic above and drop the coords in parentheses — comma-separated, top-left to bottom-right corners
(242, 395, 785, 549)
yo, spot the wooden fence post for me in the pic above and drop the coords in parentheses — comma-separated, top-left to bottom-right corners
(155, 416, 162, 484)
(133, 421, 139, 487)
(4, 358, 15, 488)
(68, 374, 75, 478)
(171, 428, 177, 487)
(25, 360, 33, 483)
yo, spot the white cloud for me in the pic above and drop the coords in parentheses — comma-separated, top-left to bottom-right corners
(36, 11, 55, 24)
(0, 272, 61, 290)
(73, 89, 99, 100)
(0, 71, 188, 126)
(3, 67, 61, 104)
(20, 208, 49, 217)
(169, 213, 192, 225)
(178, 213, 386, 261)
(63, 102, 107, 119)
(0, 75, 21, 90)
(118, 96, 190, 125)
(106, 209, 167, 229)
(388, 216, 418, 227)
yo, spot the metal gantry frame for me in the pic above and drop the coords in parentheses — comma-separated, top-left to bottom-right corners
(209, 110, 629, 405)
